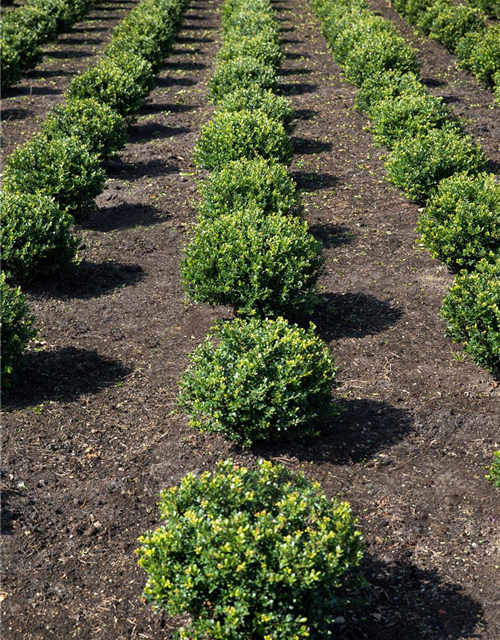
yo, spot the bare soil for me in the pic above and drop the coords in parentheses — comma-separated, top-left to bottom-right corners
(1, 0, 499, 638)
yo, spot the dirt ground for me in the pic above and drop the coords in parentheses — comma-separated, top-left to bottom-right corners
(1, 0, 499, 638)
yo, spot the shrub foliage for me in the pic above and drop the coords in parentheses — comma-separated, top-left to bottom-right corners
(137, 459, 364, 640)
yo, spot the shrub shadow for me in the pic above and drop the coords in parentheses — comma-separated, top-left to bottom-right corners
(2, 348, 132, 409)
(293, 107, 317, 121)
(285, 51, 310, 60)
(308, 223, 354, 248)
(83, 202, 167, 232)
(3, 85, 61, 98)
(60, 37, 103, 45)
(27, 68, 77, 80)
(0, 489, 19, 536)
(104, 157, 178, 181)
(176, 35, 214, 44)
(47, 49, 93, 59)
(24, 260, 144, 299)
(1, 108, 34, 121)
(292, 170, 337, 190)
(140, 102, 196, 115)
(351, 556, 484, 639)
(161, 60, 206, 71)
(155, 75, 197, 88)
(280, 81, 318, 95)
(292, 136, 332, 154)
(128, 122, 191, 142)
(280, 67, 313, 76)
(314, 292, 403, 341)
(253, 400, 414, 465)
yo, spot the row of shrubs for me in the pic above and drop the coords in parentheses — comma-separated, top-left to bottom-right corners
(1, 0, 96, 88)
(311, 0, 499, 375)
(0, 0, 190, 386)
(466, 0, 500, 19)
(137, 1, 365, 636)
(391, 0, 500, 101)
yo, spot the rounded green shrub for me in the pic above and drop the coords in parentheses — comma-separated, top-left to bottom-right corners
(182, 207, 324, 317)
(425, 5, 485, 51)
(385, 126, 486, 203)
(370, 92, 452, 148)
(343, 31, 419, 85)
(67, 52, 154, 116)
(417, 172, 500, 271)
(455, 25, 500, 87)
(219, 87, 295, 132)
(137, 459, 364, 640)
(441, 258, 500, 374)
(3, 134, 106, 218)
(1, 192, 78, 281)
(468, 0, 499, 19)
(42, 98, 127, 159)
(198, 157, 302, 220)
(218, 34, 284, 71)
(1, 273, 38, 386)
(222, 12, 280, 43)
(333, 14, 394, 64)
(0, 39, 23, 88)
(210, 57, 279, 103)
(179, 317, 336, 444)
(355, 70, 424, 115)
(194, 110, 293, 171)
(486, 451, 500, 488)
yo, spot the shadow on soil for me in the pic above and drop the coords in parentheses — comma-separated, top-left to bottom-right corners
(0, 490, 20, 536)
(128, 122, 191, 142)
(280, 81, 318, 95)
(253, 399, 413, 465)
(308, 223, 354, 248)
(292, 170, 337, 190)
(24, 260, 144, 299)
(104, 157, 178, 181)
(314, 292, 403, 341)
(84, 202, 167, 232)
(292, 136, 333, 154)
(2, 347, 132, 409)
(353, 557, 484, 640)
(140, 102, 197, 115)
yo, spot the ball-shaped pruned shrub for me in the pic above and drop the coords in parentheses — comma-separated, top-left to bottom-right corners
(343, 30, 419, 86)
(137, 459, 364, 640)
(198, 157, 302, 220)
(67, 51, 154, 117)
(385, 125, 486, 203)
(210, 57, 279, 103)
(425, 4, 485, 52)
(3, 134, 105, 218)
(222, 12, 280, 44)
(0, 38, 23, 89)
(417, 172, 500, 271)
(441, 258, 500, 375)
(219, 86, 295, 132)
(182, 207, 324, 318)
(355, 70, 424, 115)
(455, 25, 500, 87)
(218, 34, 284, 71)
(370, 92, 452, 148)
(179, 317, 336, 444)
(42, 98, 127, 159)
(195, 110, 293, 171)
(1, 192, 78, 281)
(1, 273, 38, 386)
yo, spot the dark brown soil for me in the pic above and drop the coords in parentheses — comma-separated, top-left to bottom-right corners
(1, 0, 499, 638)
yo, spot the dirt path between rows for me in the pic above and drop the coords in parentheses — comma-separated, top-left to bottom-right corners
(1, 0, 499, 638)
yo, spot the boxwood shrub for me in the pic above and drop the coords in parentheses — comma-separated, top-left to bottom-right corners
(198, 157, 302, 220)
(355, 70, 424, 115)
(218, 34, 284, 71)
(181, 207, 324, 318)
(41, 98, 127, 159)
(486, 451, 500, 488)
(3, 134, 105, 218)
(194, 110, 293, 171)
(385, 126, 486, 203)
(137, 459, 364, 640)
(343, 31, 419, 86)
(219, 86, 295, 131)
(222, 12, 280, 44)
(417, 172, 500, 271)
(468, 0, 499, 19)
(1, 192, 78, 281)
(179, 317, 337, 444)
(1, 273, 38, 386)
(441, 258, 500, 374)
(370, 92, 452, 148)
(210, 57, 279, 103)
(455, 25, 500, 87)
(424, 4, 485, 52)
(67, 51, 154, 116)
